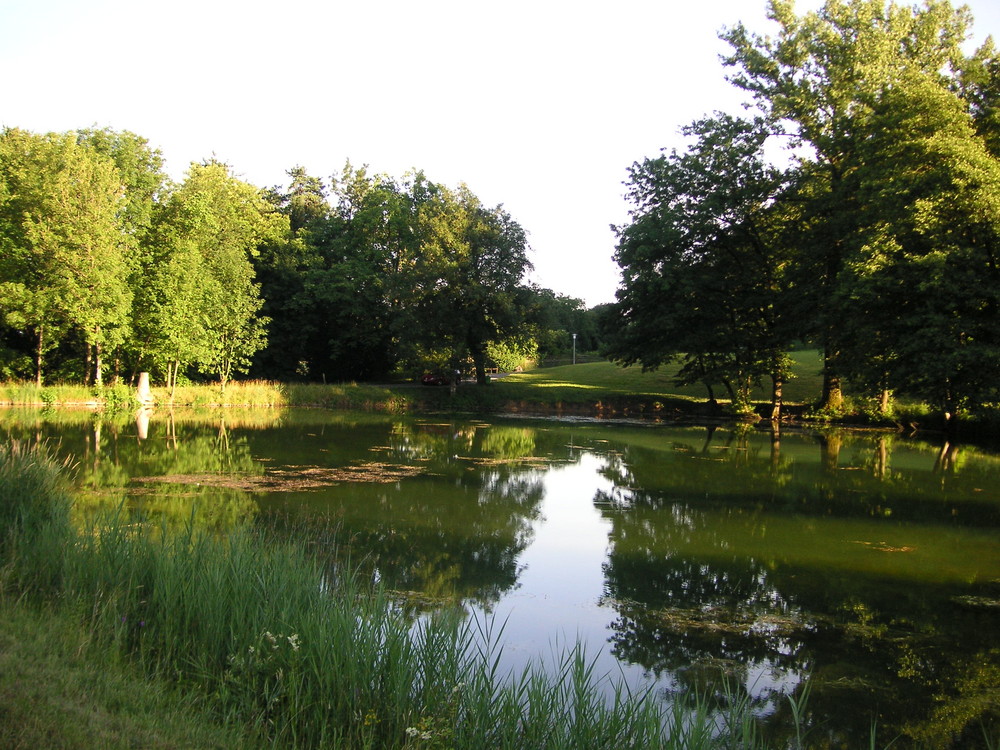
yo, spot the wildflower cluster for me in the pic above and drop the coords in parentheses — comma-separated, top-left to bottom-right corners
(402, 682, 464, 748)
(223, 630, 303, 731)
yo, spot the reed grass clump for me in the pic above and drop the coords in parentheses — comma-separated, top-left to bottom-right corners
(283, 382, 416, 412)
(0, 380, 97, 406)
(0, 442, 793, 749)
(0, 441, 74, 589)
(153, 379, 288, 407)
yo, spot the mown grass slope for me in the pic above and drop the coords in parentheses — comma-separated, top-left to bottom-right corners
(501, 350, 825, 405)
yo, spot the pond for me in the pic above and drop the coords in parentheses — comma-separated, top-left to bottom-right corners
(4, 407, 999, 748)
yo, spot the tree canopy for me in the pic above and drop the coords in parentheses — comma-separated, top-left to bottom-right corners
(609, 0, 1000, 426)
(0, 136, 556, 389)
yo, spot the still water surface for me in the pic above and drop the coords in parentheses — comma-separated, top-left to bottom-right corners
(4, 407, 999, 748)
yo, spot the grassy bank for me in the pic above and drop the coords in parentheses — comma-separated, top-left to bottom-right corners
(0, 380, 418, 412)
(0, 351, 970, 432)
(0, 355, 822, 415)
(0, 604, 266, 750)
(0, 442, 797, 749)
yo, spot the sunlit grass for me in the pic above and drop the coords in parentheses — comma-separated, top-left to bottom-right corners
(505, 351, 826, 405)
(157, 379, 288, 407)
(0, 381, 96, 405)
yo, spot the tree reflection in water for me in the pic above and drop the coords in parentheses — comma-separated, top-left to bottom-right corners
(262, 421, 549, 614)
(595, 424, 1000, 748)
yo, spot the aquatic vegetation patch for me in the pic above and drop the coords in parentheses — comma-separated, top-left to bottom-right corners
(131, 461, 430, 492)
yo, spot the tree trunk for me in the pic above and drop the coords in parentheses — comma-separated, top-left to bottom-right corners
(168, 360, 178, 405)
(84, 342, 93, 387)
(879, 388, 891, 415)
(770, 374, 784, 421)
(94, 339, 103, 387)
(35, 326, 44, 387)
(818, 345, 843, 411)
(942, 379, 958, 437)
(722, 379, 737, 404)
(470, 343, 488, 385)
(820, 372, 843, 411)
(943, 410, 958, 437)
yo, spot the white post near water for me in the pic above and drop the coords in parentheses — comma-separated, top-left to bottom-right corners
(136, 372, 152, 404)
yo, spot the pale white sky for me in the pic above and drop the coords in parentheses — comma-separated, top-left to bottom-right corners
(2, 0, 998, 306)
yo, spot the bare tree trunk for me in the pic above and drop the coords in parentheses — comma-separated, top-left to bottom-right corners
(879, 388, 891, 414)
(770, 374, 784, 421)
(94, 339, 103, 387)
(722, 379, 737, 404)
(703, 381, 716, 405)
(820, 372, 843, 411)
(470, 343, 488, 385)
(818, 345, 843, 411)
(35, 326, 44, 387)
(169, 360, 178, 405)
(84, 342, 93, 386)
(942, 379, 959, 437)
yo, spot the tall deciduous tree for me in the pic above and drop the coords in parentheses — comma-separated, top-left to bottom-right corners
(417, 184, 532, 384)
(0, 128, 130, 385)
(610, 115, 796, 416)
(76, 127, 166, 383)
(836, 72, 1000, 423)
(722, 0, 982, 411)
(147, 161, 285, 392)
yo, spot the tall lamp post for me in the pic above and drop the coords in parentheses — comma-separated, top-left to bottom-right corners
(572, 333, 577, 365)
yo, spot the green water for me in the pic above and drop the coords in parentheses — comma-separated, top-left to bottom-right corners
(4, 407, 999, 748)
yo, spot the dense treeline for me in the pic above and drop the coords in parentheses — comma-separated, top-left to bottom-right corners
(0, 134, 601, 391)
(607, 0, 1000, 427)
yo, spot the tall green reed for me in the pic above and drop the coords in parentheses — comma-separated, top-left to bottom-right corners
(0, 441, 74, 590)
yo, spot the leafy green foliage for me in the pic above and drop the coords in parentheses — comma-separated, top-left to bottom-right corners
(609, 0, 1000, 424)
(0, 128, 132, 385)
(609, 115, 797, 415)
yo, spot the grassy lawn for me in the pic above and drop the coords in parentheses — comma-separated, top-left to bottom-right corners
(494, 350, 826, 407)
